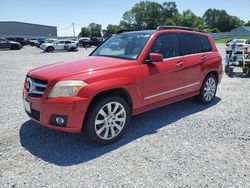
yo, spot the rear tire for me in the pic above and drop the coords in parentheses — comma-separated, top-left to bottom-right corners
(196, 74, 217, 104)
(243, 67, 250, 77)
(225, 64, 229, 74)
(85, 96, 130, 145)
(10, 45, 18, 50)
(46, 46, 54, 52)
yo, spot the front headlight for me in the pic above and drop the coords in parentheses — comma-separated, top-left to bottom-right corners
(48, 80, 87, 98)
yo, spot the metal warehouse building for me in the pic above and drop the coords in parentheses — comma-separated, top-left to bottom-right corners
(0, 21, 57, 38)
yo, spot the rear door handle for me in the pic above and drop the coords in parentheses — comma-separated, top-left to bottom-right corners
(176, 61, 183, 67)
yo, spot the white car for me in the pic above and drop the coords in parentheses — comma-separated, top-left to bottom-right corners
(226, 39, 250, 54)
(40, 39, 78, 52)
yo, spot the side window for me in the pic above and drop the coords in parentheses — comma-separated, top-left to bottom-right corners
(246, 40, 250, 44)
(179, 33, 203, 55)
(150, 33, 180, 59)
(199, 35, 212, 52)
(65, 41, 71, 44)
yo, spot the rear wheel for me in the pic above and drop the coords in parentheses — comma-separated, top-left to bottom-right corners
(46, 46, 54, 52)
(243, 67, 250, 77)
(10, 45, 18, 50)
(225, 64, 229, 74)
(196, 74, 217, 104)
(85, 96, 130, 145)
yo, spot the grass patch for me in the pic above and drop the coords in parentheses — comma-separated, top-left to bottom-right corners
(214, 36, 250, 43)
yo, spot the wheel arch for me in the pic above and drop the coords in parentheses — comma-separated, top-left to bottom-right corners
(82, 87, 133, 131)
(204, 70, 219, 83)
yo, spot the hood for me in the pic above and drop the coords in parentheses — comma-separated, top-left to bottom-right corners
(28, 56, 135, 84)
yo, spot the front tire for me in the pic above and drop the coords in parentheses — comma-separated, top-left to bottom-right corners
(196, 74, 217, 104)
(85, 96, 130, 145)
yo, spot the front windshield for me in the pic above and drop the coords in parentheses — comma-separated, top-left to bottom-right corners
(91, 32, 152, 60)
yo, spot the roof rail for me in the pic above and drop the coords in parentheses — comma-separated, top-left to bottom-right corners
(116, 29, 137, 34)
(157, 26, 205, 33)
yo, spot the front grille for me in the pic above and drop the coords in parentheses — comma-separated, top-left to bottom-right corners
(26, 77, 48, 97)
(26, 109, 40, 121)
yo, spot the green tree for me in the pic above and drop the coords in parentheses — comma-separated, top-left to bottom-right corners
(88, 23, 102, 37)
(180, 9, 203, 28)
(203, 9, 243, 32)
(78, 27, 90, 37)
(102, 24, 121, 38)
(196, 23, 205, 30)
(120, 1, 163, 29)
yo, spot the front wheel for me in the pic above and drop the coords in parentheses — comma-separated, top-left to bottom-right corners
(85, 96, 130, 145)
(196, 74, 217, 104)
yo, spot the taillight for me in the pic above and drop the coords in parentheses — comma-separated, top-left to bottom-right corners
(226, 44, 229, 46)
(237, 44, 243, 47)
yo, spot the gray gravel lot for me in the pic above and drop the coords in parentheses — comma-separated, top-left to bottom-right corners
(0, 44, 249, 188)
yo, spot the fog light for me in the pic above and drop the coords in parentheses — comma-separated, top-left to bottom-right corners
(51, 115, 68, 127)
(56, 117, 65, 125)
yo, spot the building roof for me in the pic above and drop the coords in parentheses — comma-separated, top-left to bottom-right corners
(0, 21, 56, 28)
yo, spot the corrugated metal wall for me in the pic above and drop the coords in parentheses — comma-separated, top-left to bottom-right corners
(0, 21, 57, 38)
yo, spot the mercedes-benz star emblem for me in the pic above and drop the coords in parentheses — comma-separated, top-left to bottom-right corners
(26, 78, 35, 93)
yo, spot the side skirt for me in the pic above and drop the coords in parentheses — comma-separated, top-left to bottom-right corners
(133, 90, 200, 115)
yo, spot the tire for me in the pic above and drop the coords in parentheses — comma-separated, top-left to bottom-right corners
(10, 45, 15, 50)
(46, 46, 54, 53)
(243, 67, 250, 77)
(85, 96, 130, 145)
(196, 74, 217, 104)
(225, 64, 229, 74)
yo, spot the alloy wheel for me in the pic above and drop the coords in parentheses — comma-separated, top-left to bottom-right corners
(94, 102, 126, 140)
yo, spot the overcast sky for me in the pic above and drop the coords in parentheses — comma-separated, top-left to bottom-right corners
(1, 0, 249, 36)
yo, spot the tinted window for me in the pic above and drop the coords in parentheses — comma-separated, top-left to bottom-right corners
(150, 33, 180, 59)
(179, 33, 203, 55)
(199, 35, 212, 52)
(65, 41, 71, 44)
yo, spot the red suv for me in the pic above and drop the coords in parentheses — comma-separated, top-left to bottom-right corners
(23, 26, 222, 144)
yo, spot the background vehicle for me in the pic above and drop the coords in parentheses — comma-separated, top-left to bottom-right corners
(5, 37, 27, 46)
(40, 39, 78, 52)
(0, 38, 22, 50)
(28, 39, 38, 46)
(23, 26, 222, 144)
(225, 48, 250, 77)
(79, 37, 103, 47)
(226, 38, 250, 54)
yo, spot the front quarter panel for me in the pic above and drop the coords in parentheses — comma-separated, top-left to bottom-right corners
(76, 66, 143, 113)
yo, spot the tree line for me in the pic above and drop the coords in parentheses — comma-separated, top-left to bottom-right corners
(79, 1, 249, 38)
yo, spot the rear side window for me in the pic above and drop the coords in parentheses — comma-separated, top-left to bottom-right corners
(199, 35, 212, 52)
(150, 33, 180, 59)
(179, 33, 203, 55)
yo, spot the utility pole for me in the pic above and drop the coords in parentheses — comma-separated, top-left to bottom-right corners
(72, 22, 75, 37)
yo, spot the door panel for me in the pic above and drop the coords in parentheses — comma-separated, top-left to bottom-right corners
(179, 32, 205, 93)
(142, 57, 185, 105)
(142, 32, 185, 106)
(182, 53, 204, 93)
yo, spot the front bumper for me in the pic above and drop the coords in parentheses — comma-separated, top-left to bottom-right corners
(23, 89, 89, 133)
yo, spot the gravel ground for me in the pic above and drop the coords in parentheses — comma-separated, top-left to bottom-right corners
(0, 44, 249, 188)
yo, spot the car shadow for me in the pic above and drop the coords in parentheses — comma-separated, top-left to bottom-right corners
(20, 97, 221, 166)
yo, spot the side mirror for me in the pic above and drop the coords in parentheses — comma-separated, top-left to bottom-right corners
(146, 53, 163, 63)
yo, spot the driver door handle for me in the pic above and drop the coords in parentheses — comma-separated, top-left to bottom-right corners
(176, 61, 183, 67)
